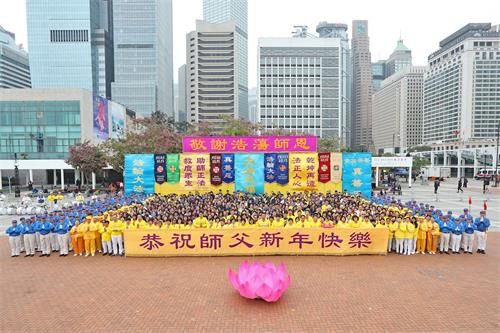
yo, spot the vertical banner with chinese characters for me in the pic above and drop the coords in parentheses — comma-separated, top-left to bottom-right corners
(318, 152, 331, 183)
(166, 154, 180, 184)
(210, 154, 222, 186)
(276, 153, 289, 185)
(235, 154, 264, 194)
(331, 152, 343, 183)
(124, 154, 154, 195)
(154, 154, 166, 184)
(342, 152, 372, 198)
(221, 153, 235, 183)
(123, 228, 388, 257)
(289, 153, 318, 190)
(180, 154, 210, 191)
(264, 153, 277, 183)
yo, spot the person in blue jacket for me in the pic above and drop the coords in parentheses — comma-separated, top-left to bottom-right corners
(439, 215, 452, 254)
(54, 218, 70, 256)
(462, 216, 475, 254)
(5, 220, 23, 257)
(450, 217, 464, 254)
(474, 210, 490, 254)
(36, 216, 53, 257)
(21, 217, 37, 257)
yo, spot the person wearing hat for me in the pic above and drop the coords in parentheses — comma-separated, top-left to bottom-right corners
(71, 219, 84, 256)
(49, 213, 60, 253)
(5, 220, 23, 257)
(450, 216, 464, 254)
(21, 217, 37, 257)
(463, 216, 475, 254)
(439, 216, 452, 254)
(99, 220, 112, 256)
(36, 216, 53, 256)
(460, 208, 473, 250)
(81, 216, 98, 257)
(18, 217, 26, 254)
(109, 215, 125, 256)
(474, 210, 490, 254)
(426, 216, 440, 255)
(54, 217, 70, 256)
(416, 216, 428, 254)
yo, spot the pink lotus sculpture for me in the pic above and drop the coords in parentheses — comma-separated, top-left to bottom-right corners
(228, 260, 291, 302)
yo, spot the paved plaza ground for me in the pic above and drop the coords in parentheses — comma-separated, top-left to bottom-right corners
(1, 234, 498, 333)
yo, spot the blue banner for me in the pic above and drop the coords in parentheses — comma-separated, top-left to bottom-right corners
(276, 153, 289, 185)
(264, 153, 277, 183)
(154, 154, 166, 184)
(342, 152, 372, 198)
(221, 153, 235, 183)
(235, 154, 264, 194)
(124, 154, 155, 195)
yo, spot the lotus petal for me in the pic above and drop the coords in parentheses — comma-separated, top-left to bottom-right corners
(228, 260, 290, 302)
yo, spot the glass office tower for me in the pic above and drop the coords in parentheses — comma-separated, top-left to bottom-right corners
(111, 0, 173, 117)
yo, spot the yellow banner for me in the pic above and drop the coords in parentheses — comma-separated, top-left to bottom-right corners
(289, 153, 318, 190)
(123, 228, 388, 257)
(331, 152, 342, 183)
(180, 153, 210, 191)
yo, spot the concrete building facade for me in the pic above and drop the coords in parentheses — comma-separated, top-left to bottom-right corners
(203, 0, 248, 119)
(0, 88, 133, 189)
(257, 37, 347, 139)
(372, 66, 425, 154)
(187, 20, 237, 131)
(423, 23, 500, 145)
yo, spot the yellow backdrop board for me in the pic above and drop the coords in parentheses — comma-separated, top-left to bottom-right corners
(124, 228, 388, 257)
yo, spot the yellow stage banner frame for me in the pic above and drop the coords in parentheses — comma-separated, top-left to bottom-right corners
(123, 228, 388, 257)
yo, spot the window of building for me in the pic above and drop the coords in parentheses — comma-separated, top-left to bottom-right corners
(50, 29, 89, 42)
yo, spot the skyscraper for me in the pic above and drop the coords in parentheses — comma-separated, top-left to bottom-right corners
(351, 20, 373, 150)
(372, 66, 425, 154)
(372, 39, 412, 92)
(258, 36, 347, 138)
(385, 39, 412, 77)
(187, 20, 237, 131)
(203, 0, 248, 119)
(177, 64, 187, 123)
(111, 0, 173, 117)
(423, 23, 500, 144)
(316, 22, 351, 145)
(0, 26, 31, 88)
(26, 0, 112, 98)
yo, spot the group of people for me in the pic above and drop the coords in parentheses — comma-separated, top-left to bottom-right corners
(5, 191, 492, 257)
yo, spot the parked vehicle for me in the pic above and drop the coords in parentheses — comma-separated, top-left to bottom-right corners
(475, 169, 499, 180)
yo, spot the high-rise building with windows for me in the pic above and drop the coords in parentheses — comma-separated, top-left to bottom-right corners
(423, 23, 500, 144)
(203, 0, 248, 119)
(258, 36, 348, 138)
(111, 0, 173, 117)
(26, 0, 113, 98)
(372, 66, 425, 154)
(187, 20, 237, 131)
(177, 64, 187, 123)
(316, 22, 351, 145)
(0, 26, 31, 88)
(372, 40, 412, 92)
(351, 20, 373, 149)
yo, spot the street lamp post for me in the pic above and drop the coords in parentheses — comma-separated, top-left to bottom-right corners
(14, 152, 20, 198)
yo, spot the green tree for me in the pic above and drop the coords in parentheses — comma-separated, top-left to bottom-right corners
(412, 156, 430, 173)
(318, 137, 341, 152)
(66, 140, 107, 183)
(101, 117, 182, 172)
(220, 116, 260, 136)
